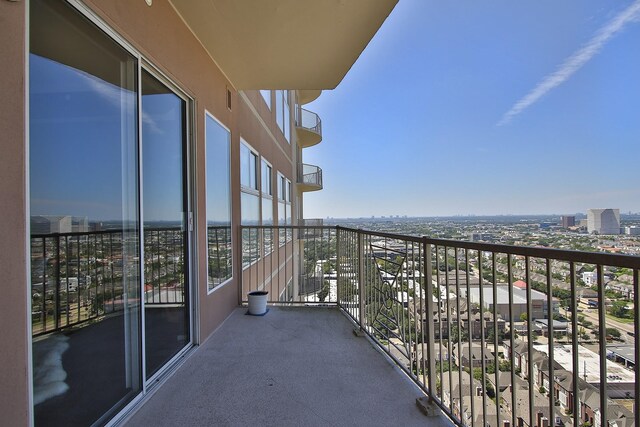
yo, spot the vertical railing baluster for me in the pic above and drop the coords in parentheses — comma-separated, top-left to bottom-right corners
(596, 264, 607, 427)
(435, 245, 444, 403)
(478, 250, 487, 427)
(492, 252, 501, 427)
(634, 268, 639, 427)
(569, 261, 580, 427)
(445, 246, 453, 413)
(42, 237, 47, 332)
(465, 248, 474, 427)
(336, 228, 341, 307)
(508, 253, 516, 427)
(65, 235, 70, 327)
(455, 249, 463, 422)
(423, 239, 436, 401)
(525, 256, 534, 427)
(546, 258, 555, 427)
(55, 234, 61, 330)
(357, 230, 365, 332)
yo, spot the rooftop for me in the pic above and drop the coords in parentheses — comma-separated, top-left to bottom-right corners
(533, 344, 635, 385)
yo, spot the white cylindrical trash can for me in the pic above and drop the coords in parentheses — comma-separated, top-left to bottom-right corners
(247, 291, 268, 315)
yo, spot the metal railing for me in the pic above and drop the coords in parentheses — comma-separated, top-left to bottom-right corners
(241, 225, 640, 427)
(295, 105, 322, 136)
(30, 227, 191, 337)
(241, 226, 337, 304)
(298, 163, 323, 188)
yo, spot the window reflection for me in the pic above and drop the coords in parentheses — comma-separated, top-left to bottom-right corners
(30, 0, 141, 425)
(205, 114, 232, 290)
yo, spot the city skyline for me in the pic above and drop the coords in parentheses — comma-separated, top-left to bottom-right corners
(303, 0, 640, 218)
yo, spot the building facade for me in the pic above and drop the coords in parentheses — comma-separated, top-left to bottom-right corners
(587, 208, 620, 235)
(560, 215, 576, 228)
(0, 0, 396, 425)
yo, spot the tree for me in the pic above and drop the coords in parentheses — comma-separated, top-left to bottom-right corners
(609, 301, 629, 319)
(520, 312, 528, 322)
(450, 324, 468, 343)
(499, 360, 511, 372)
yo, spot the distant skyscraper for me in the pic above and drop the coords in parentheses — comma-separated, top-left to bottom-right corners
(587, 209, 620, 235)
(560, 215, 575, 228)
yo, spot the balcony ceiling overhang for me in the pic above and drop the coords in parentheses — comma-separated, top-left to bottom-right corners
(168, 0, 398, 90)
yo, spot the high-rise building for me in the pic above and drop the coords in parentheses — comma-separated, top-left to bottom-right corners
(587, 209, 620, 235)
(560, 215, 576, 228)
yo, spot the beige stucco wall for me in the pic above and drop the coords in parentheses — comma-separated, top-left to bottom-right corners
(0, 1, 300, 423)
(0, 1, 30, 425)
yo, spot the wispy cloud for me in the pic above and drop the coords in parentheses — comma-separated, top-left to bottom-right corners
(497, 1, 640, 126)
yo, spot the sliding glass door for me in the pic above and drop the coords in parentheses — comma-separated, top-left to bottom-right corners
(30, 1, 142, 425)
(29, 1, 192, 425)
(141, 69, 191, 379)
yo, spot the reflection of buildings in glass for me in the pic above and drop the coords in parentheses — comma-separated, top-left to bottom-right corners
(30, 215, 89, 234)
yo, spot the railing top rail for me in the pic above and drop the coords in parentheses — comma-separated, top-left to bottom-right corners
(302, 163, 321, 171)
(298, 106, 320, 120)
(31, 226, 187, 239)
(30, 229, 132, 239)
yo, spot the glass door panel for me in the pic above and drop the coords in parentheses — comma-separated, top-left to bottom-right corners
(29, 0, 141, 425)
(141, 70, 190, 379)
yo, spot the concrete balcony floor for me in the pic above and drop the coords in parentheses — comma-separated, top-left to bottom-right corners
(125, 307, 451, 426)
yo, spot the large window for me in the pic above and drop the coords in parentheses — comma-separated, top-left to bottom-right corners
(275, 90, 284, 133)
(277, 172, 292, 245)
(284, 91, 291, 143)
(261, 159, 273, 256)
(274, 90, 291, 143)
(205, 113, 232, 292)
(241, 140, 260, 267)
(240, 142, 258, 191)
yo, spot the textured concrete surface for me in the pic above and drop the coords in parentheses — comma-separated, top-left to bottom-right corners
(125, 307, 452, 426)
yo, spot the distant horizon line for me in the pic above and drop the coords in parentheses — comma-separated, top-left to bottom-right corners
(319, 212, 640, 220)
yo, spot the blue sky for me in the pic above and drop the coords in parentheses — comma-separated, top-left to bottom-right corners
(303, 0, 640, 218)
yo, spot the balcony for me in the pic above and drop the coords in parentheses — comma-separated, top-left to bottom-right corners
(298, 163, 323, 192)
(295, 106, 322, 148)
(31, 226, 640, 427)
(238, 225, 640, 427)
(124, 306, 449, 426)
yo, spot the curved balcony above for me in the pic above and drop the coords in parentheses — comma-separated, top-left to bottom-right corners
(295, 107, 322, 148)
(298, 164, 323, 192)
(297, 90, 322, 105)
